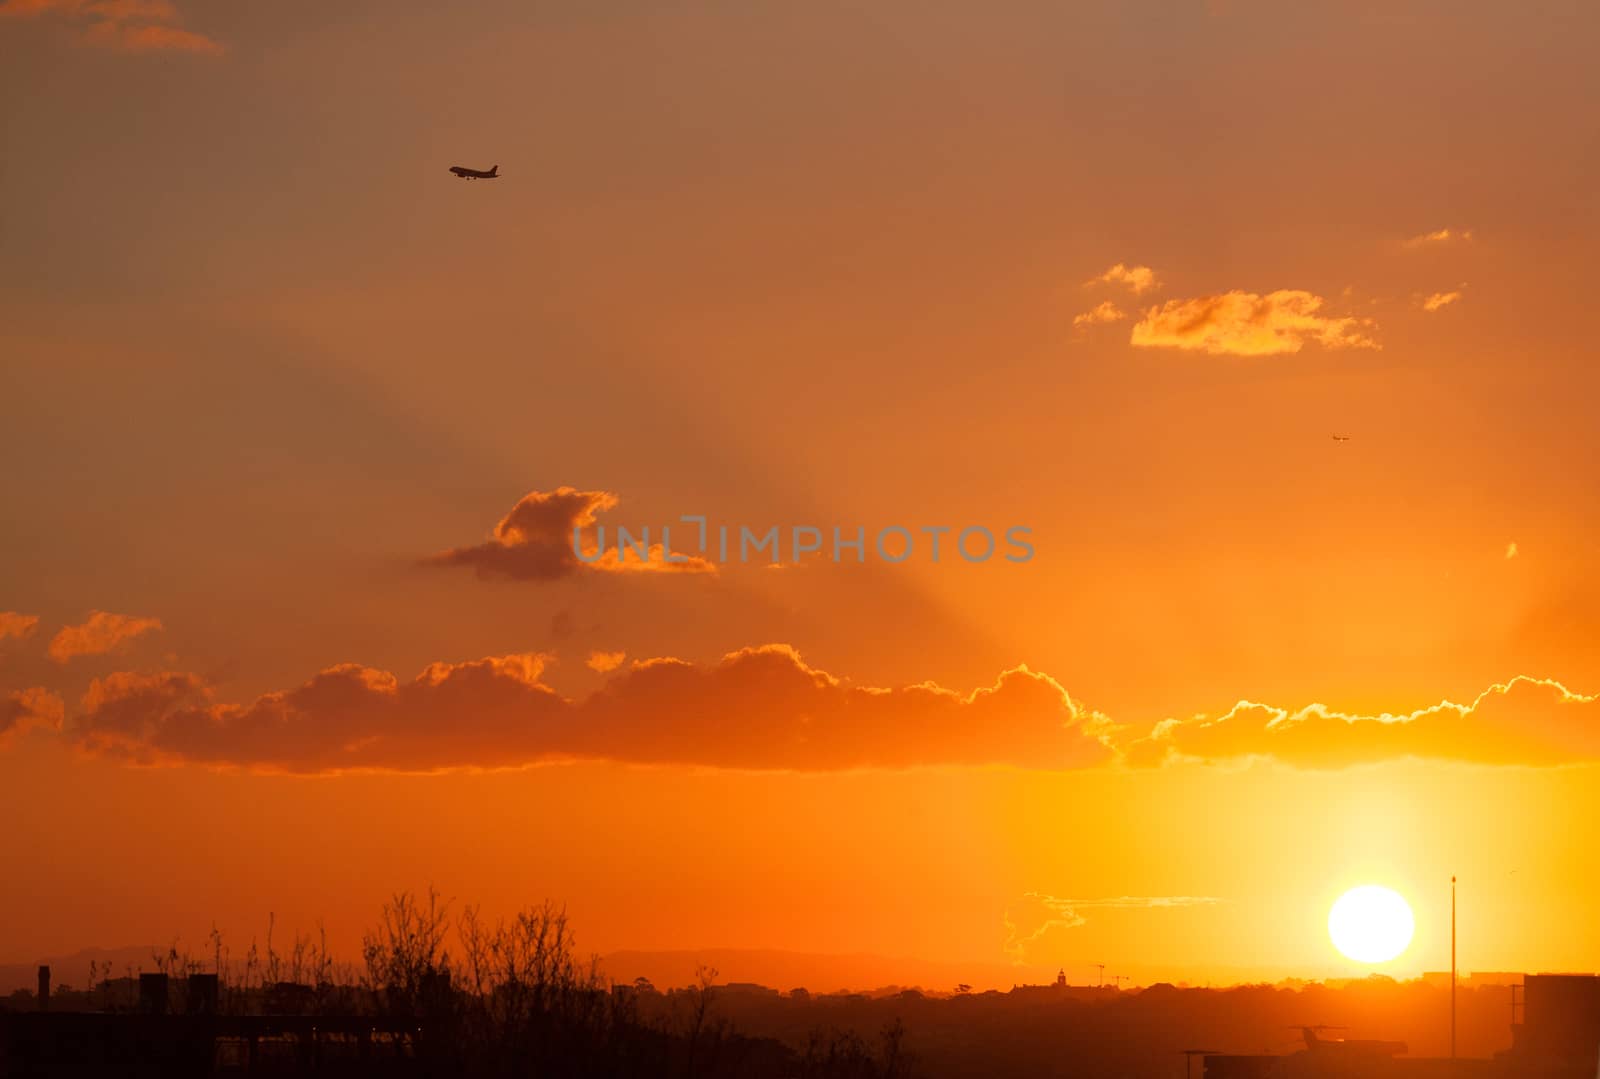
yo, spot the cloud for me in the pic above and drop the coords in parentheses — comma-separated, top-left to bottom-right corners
(91, 19, 220, 52)
(33, 635, 1600, 775)
(1003, 893, 1222, 962)
(1127, 676, 1600, 769)
(48, 611, 162, 663)
(1087, 263, 1158, 295)
(424, 488, 716, 581)
(1072, 300, 1127, 328)
(1420, 289, 1463, 312)
(1404, 228, 1473, 248)
(88, 0, 178, 15)
(0, 612, 39, 641)
(1506, 541, 1518, 560)
(66, 645, 1117, 774)
(1130, 290, 1379, 356)
(0, 0, 222, 52)
(1, 688, 66, 744)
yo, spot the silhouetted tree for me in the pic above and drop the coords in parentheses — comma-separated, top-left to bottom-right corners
(361, 887, 453, 1019)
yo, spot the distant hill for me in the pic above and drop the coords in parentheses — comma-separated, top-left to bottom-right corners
(4, 944, 1045, 999)
(0, 946, 161, 995)
(597, 947, 1047, 995)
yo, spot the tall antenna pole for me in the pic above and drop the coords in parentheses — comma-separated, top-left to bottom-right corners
(1451, 875, 1457, 1060)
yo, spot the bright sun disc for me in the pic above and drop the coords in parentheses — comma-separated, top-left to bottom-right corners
(1329, 885, 1414, 963)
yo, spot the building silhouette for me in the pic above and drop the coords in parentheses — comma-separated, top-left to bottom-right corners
(1204, 973, 1600, 1079)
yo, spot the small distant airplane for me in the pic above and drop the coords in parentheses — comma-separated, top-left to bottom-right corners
(1292, 1026, 1406, 1057)
(449, 164, 499, 179)
(1332, 434, 1351, 442)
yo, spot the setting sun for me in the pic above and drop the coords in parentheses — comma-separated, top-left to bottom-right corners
(1329, 885, 1416, 964)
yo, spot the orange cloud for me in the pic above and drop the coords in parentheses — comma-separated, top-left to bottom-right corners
(1, 687, 66, 743)
(87, 0, 179, 19)
(0, 611, 39, 641)
(1420, 289, 1463, 312)
(0, 0, 221, 52)
(42, 635, 1600, 775)
(48, 611, 162, 662)
(1404, 227, 1473, 248)
(88, 18, 219, 52)
(67, 645, 1116, 773)
(1128, 676, 1600, 769)
(1088, 263, 1159, 295)
(425, 487, 715, 581)
(1130, 290, 1379, 356)
(586, 650, 627, 673)
(1072, 300, 1127, 327)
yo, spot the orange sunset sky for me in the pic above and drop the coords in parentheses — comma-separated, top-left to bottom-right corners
(2, 0, 1598, 990)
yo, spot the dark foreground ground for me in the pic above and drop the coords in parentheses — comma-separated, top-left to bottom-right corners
(4, 975, 1579, 1079)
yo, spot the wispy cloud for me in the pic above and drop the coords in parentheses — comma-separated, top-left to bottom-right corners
(1087, 263, 1159, 295)
(1420, 289, 1463, 312)
(1003, 893, 1223, 962)
(1, 688, 65, 744)
(0, 612, 39, 641)
(1127, 676, 1599, 769)
(586, 650, 627, 673)
(1505, 541, 1518, 560)
(0, 0, 221, 53)
(48, 611, 162, 663)
(1404, 227, 1473, 249)
(1131, 290, 1379, 356)
(1073, 300, 1127, 328)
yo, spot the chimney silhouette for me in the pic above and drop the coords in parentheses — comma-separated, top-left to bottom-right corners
(139, 972, 170, 1015)
(37, 966, 49, 1011)
(187, 973, 219, 1015)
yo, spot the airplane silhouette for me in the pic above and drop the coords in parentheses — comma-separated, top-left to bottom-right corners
(449, 164, 499, 179)
(1332, 434, 1350, 442)
(1291, 1025, 1406, 1057)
